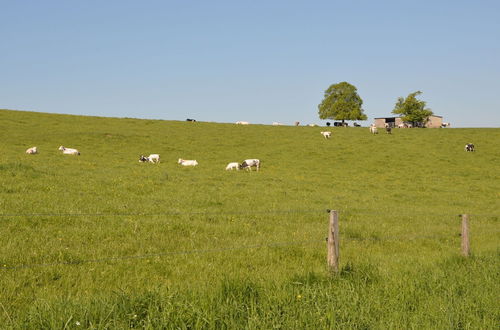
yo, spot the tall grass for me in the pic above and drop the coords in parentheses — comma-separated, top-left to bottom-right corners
(0, 109, 498, 328)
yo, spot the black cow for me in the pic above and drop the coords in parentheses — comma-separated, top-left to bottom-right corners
(186, 118, 196, 122)
(465, 143, 475, 152)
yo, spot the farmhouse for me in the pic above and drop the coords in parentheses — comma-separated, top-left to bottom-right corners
(373, 115, 443, 128)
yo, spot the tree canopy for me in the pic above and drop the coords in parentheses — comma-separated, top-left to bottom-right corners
(392, 91, 433, 127)
(318, 82, 367, 122)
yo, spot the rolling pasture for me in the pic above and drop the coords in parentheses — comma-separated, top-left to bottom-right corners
(0, 109, 498, 328)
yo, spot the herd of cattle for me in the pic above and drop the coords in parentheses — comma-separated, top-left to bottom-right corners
(23, 125, 475, 171)
(24, 146, 261, 171)
(137, 155, 259, 170)
(138, 156, 259, 170)
(187, 118, 451, 129)
(190, 119, 366, 127)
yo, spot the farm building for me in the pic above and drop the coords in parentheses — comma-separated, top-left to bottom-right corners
(425, 115, 444, 128)
(373, 115, 443, 128)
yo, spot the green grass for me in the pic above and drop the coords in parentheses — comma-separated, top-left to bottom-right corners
(0, 109, 498, 328)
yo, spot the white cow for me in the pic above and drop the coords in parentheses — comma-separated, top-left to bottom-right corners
(148, 154, 160, 163)
(236, 121, 249, 125)
(140, 154, 160, 163)
(178, 158, 198, 166)
(308, 123, 318, 127)
(272, 122, 284, 126)
(58, 146, 80, 155)
(26, 146, 38, 154)
(369, 125, 378, 134)
(240, 159, 260, 171)
(320, 131, 332, 139)
(225, 162, 240, 170)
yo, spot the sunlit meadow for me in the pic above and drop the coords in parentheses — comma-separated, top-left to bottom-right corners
(0, 109, 498, 328)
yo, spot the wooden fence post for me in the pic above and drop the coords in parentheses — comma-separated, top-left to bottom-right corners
(461, 214, 470, 257)
(327, 210, 339, 273)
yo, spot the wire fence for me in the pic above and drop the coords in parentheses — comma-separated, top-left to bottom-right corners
(3, 231, 499, 272)
(0, 209, 497, 218)
(1, 209, 498, 272)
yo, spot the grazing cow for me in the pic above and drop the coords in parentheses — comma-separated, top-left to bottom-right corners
(225, 162, 240, 170)
(236, 121, 249, 125)
(441, 122, 450, 128)
(140, 154, 160, 163)
(326, 122, 331, 127)
(294, 121, 300, 126)
(240, 159, 260, 171)
(148, 154, 160, 163)
(369, 124, 378, 134)
(58, 146, 80, 155)
(186, 118, 196, 122)
(320, 131, 332, 139)
(353, 123, 361, 127)
(178, 158, 198, 166)
(26, 146, 38, 154)
(465, 143, 475, 152)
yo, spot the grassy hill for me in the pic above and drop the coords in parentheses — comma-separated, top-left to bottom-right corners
(0, 109, 498, 328)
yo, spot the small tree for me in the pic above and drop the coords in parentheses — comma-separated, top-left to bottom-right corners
(392, 91, 433, 127)
(318, 82, 367, 124)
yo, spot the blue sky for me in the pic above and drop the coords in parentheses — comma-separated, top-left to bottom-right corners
(1, 0, 499, 127)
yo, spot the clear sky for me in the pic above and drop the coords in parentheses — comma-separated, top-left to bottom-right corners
(1, 0, 499, 127)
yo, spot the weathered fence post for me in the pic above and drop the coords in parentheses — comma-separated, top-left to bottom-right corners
(461, 214, 470, 257)
(327, 209, 339, 273)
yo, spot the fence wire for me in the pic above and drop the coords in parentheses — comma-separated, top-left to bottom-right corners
(0, 210, 497, 218)
(1, 209, 498, 272)
(1, 239, 324, 271)
(0, 209, 325, 218)
(3, 230, 499, 272)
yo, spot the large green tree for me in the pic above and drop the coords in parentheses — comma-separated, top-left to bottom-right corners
(392, 91, 433, 127)
(318, 82, 367, 123)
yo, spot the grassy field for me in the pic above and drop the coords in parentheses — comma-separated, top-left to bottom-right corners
(0, 109, 498, 328)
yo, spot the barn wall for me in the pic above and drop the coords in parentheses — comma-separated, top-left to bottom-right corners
(374, 118, 386, 128)
(425, 116, 443, 128)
